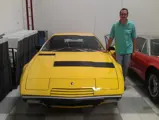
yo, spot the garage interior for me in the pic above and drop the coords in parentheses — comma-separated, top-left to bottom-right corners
(0, 0, 159, 120)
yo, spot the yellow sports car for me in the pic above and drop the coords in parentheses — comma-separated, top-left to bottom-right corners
(108, 45, 116, 60)
(20, 33, 124, 107)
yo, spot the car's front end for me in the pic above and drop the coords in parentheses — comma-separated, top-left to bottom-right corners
(20, 52, 124, 107)
(20, 33, 124, 108)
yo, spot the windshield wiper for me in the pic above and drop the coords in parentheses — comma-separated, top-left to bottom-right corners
(52, 47, 69, 51)
(81, 48, 99, 51)
(52, 47, 86, 52)
(52, 47, 100, 52)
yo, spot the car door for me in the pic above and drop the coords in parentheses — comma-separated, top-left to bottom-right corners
(130, 37, 146, 72)
(132, 38, 150, 79)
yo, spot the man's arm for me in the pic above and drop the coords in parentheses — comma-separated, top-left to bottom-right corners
(132, 24, 137, 53)
(106, 24, 115, 51)
(106, 38, 113, 51)
(133, 38, 136, 53)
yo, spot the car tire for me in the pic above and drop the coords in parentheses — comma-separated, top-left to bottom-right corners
(147, 70, 159, 104)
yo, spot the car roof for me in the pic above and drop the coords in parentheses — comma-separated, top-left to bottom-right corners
(52, 32, 95, 36)
(137, 35, 159, 40)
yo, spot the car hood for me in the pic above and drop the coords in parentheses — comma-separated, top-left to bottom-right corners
(25, 52, 121, 91)
(27, 52, 117, 79)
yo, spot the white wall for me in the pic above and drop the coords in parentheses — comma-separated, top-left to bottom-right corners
(32, 0, 159, 45)
(0, 0, 24, 35)
(123, 0, 159, 36)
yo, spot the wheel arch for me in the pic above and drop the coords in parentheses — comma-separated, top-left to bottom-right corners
(145, 65, 159, 103)
(145, 65, 159, 82)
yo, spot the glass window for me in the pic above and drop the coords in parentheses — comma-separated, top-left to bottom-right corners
(141, 41, 148, 54)
(136, 37, 146, 51)
(150, 39, 159, 56)
(41, 35, 104, 52)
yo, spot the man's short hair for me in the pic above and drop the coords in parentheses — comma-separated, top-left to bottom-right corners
(120, 8, 129, 15)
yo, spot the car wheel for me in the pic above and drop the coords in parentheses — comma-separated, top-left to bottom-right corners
(147, 71, 159, 103)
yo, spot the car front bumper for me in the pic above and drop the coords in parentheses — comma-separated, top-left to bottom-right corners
(21, 95, 122, 107)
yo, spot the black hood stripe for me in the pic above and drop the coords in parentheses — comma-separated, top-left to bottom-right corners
(39, 53, 56, 56)
(54, 61, 114, 68)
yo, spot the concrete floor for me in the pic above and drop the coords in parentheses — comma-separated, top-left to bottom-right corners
(1, 73, 159, 120)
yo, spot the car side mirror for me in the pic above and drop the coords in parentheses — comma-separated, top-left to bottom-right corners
(35, 45, 42, 50)
(108, 46, 115, 51)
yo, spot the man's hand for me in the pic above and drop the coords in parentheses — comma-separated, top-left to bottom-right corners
(132, 52, 135, 56)
(103, 46, 110, 53)
(102, 49, 109, 53)
(105, 38, 113, 52)
(131, 52, 135, 59)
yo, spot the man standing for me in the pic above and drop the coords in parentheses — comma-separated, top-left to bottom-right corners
(106, 8, 137, 90)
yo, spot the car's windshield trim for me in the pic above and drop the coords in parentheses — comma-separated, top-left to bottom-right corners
(41, 35, 104, 52)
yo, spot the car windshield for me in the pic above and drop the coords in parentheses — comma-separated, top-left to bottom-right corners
(41, 35, 104, 52)
(151, 39, 159, 56)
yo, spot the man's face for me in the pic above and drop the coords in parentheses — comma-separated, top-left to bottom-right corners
(120, 10, 128, 21)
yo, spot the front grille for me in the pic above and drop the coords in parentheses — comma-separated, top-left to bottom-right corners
(41, 99, 102, 106)
(50, 88, 93, 96)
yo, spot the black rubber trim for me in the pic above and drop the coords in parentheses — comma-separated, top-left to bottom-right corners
(54, 61, 114, 68)
(39, 53, 56, 56)
(22, 95, 122, 100)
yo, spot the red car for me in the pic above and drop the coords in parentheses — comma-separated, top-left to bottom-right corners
(129, 35, 159, 103)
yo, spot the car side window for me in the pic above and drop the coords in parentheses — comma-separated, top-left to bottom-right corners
(136, 37, 146, 51)
(141, 41, 148, 54)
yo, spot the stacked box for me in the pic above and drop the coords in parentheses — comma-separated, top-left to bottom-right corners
(3, 30, 39, 88)
(0, 38, 12, 102)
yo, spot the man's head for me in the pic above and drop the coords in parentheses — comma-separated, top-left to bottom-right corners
(119, 8, 129, 23)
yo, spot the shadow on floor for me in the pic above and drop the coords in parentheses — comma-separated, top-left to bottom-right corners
(9, 98, 119, 115)
(7, 99, 122, 120)
(127, 68, 149, 97)
(127, 69, 159, 109)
